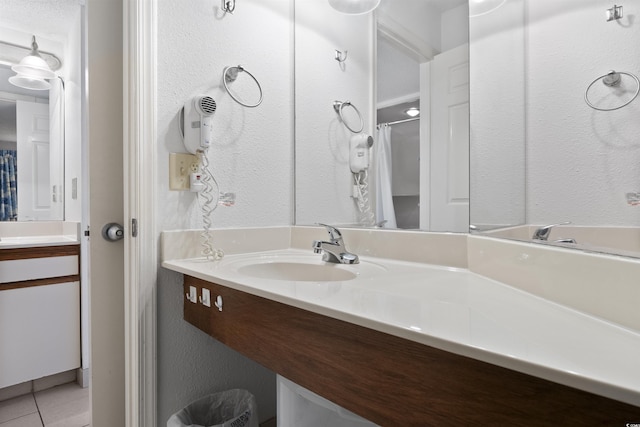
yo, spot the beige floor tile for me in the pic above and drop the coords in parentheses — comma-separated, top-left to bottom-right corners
(43, 412, 90, 427)
(0, 395, 38, 424)
(0, 412, 42, 427)
(34, 384, 89, 427)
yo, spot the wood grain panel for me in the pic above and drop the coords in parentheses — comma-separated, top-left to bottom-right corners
(0, 275, 81, 291)
(0, 245, 80, 261)
(184, 276, 640, 426)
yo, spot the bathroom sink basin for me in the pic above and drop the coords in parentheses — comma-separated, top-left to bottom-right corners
(217, 251, 387, 282)
(237, 262, 357, 282)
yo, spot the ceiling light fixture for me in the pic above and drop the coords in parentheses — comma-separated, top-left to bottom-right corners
(328, 0, 381, 15)
(405, 107, 420, 117)
(8, 36, 56, 91)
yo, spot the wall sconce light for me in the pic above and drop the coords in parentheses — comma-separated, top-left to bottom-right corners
(328, 0, 380, 15)
(8, 36, 56, 91)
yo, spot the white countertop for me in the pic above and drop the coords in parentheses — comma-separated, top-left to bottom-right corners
(0, 235, 79, 249)
(162, 248, 640, 407)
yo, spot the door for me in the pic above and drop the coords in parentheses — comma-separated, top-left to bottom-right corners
(430, 44, 469, 232)
(16, 100, 51, 221)
(87, 0, 125, 426)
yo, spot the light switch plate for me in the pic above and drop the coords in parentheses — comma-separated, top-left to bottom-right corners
(169, 153, 199, 191)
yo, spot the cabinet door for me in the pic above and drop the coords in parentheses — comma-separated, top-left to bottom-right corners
(0, 281, 80, 388)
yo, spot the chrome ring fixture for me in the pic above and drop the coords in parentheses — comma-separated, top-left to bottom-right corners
(585, 70, 640, 111)
(333, 100, 364, 133)
(222, 65, 263, 108)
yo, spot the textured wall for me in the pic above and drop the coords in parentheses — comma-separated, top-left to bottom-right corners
(526, 0, 640, 225)
(156, 0, 293, 423)
(469, 0, 527, 228)
(294, 2, 374, 226)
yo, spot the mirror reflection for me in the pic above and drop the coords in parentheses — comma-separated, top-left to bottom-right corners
(294, 0, 469, 232)
(0, 8, 77, 222)
(470, 0, 640, 259)
(0, 65, 64, 221)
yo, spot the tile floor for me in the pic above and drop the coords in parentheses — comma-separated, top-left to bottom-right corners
(0, 383, 90, 427)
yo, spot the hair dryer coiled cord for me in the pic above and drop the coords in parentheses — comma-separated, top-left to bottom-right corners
(197, 149, 224, 261)
(354, 170, 375, 226)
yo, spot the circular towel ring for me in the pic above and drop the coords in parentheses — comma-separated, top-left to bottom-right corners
(223, 65, 263, 108)
(333, 100, 364, 133)
(585, 70, 640, 111)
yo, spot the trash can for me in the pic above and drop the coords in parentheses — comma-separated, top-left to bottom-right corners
(167, 389, 259, 427)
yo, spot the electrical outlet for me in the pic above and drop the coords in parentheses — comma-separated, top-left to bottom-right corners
(169, 153, 199, 191)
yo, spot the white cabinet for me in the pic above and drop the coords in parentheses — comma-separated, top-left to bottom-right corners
(0, 281, 81, 388)
(0, 255, 78, 283)
(0, 245, 81, 389)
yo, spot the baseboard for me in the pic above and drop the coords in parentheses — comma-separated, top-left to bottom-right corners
(76, 367, 90, 388)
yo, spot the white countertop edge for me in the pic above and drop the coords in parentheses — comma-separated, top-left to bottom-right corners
(162, 258, 640, 407)
(0, 236, 79, 249)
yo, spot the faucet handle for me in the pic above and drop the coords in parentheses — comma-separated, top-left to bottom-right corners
(532, 221, 571, 240)
(317, 223, 343, 242)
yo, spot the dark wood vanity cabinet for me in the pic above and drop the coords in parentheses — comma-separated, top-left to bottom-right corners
(183, 275, 640, 426)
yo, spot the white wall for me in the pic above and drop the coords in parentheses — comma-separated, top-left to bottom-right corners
(526, 0, 640, 226)
(63, 9, 83, 223)
(469, 0, 526, 229)
(378, 0, 441, 52)
(294, 1, 374, 226)
(441, 3, 469, 51)
(376, 36, 420, 106)
(156, 0, 293, 423)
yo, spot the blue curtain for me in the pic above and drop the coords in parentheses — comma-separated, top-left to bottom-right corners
(0, 150, 17, 221)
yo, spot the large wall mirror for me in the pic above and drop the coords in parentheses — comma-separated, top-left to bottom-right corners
(295, 0, 640, 260)
(0, 65, 64, 221)
(294, 0, 470, 232)
(470, 0, 640, 259)
(0, 0, 83, 222)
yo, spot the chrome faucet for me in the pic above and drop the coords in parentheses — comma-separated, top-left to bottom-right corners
(312, 224, 359, 264)
(532, 221, 571, 241)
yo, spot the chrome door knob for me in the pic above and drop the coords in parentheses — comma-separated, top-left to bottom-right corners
(102, 223, 124, 241)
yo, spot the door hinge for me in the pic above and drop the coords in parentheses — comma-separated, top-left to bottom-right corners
(132, 218, 138, 238)
(84, 227, 90, 237)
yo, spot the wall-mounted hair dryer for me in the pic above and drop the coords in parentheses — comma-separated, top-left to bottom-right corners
(349, 133, 373, 173)
(182, 95, 217, 154)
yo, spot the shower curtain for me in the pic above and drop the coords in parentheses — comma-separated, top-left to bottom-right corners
(375, 125, 397, 228)
(0, 150, 17, 221)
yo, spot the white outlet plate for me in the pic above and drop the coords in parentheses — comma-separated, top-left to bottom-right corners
(169, 153, 199, 191)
